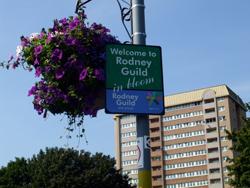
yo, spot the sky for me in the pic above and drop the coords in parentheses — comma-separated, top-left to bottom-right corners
(0, 0, 250, 167)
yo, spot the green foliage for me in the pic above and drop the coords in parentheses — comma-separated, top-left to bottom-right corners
(225, 103, 250, 187)
(0, 147, 135, 188)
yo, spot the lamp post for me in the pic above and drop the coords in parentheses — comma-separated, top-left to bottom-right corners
(131, 1, 152, 187)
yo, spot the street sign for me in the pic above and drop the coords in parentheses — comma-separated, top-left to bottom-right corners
(105, 44, 164, 115)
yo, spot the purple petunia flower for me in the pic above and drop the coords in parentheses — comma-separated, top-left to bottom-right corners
(45, 96, 53, 104)
(21, 40, 27, 47)
(79, 68, 88, 80)
(28, 85, 38, 96)
(75, 82, 84, 91)
(85, 94, 96, 106)
(74, 59, 85, 70)
(92, 23, 102, 31)
(64, 37, 76, 46)
(78, 46, 87, 54)
(69, 19, 80, 31)
(9, 55, 13, 61)
(59, 18, 68, 25)
(47, 33, 52, 43)
(53, 89, 64, 98)
(55, 66, 65, 79)
(35, 67, 42, 77)
(51, 49, 63, 63)
(94, 69, 105, 81)
(34, 45, 43, 55)
(40, 32, 44, 39)
(83, 107, 94, 116)
(91, 107, 98, 117)
(93, 35, 103, 47)
(64, 95, 69, 102)
(34, 104, 43, 115)
(36, 94, 42, 104)
(39, 82, 48, 93)
(34, 58, 39, 65)
(45, 66, 51, 74)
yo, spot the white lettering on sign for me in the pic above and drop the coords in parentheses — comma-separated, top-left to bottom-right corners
(116, 57, 152, 68)
(112, 93, 139, 107)
(110, 48, 147, 57)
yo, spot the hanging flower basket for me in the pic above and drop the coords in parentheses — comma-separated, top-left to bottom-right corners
(1, 13, 120, 133)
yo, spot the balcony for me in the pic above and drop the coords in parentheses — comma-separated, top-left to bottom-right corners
(151, 160, 162, 167)
(209, 172, 221, 180)
(151, 150, 162, 157)
(152, 179, 162, 187)
(152, 170, 162, 176)
(207, 152, 220, 159)
(206, 132, 218, 139)
(207, 142, 219, 149)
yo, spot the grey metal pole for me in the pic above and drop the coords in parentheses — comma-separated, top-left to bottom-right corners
(131, 0, 152, 187)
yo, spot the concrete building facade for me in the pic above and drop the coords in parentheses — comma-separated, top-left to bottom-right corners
(114, 85, 246, 188)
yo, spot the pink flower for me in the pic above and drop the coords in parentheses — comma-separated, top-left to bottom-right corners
(11, 63, 16, 69)
(34, 58, 39, 65)
(9, 55, 14, 61)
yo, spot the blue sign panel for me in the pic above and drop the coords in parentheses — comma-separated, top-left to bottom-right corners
(106, 89, 164, 114)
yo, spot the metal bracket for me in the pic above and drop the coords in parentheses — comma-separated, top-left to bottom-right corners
(116, 0, 132, 44)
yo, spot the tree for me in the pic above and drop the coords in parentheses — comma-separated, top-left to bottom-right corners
(0, 147, 135, 188)
(225, 102, 250, 188)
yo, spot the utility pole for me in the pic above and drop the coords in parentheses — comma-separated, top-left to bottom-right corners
(131, 1, 152, 187)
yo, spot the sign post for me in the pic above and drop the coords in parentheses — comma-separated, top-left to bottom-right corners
(106, 1, 163, 187)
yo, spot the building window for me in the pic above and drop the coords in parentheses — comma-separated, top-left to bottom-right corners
(122, 169, 138, 175)
(153, 157, 161, 161)
(121, 131, 136, 138)
(165, 170, 208, 180)
(165, 101, 202, 112)
(164, 150, 206, 160)
(166, 180, 208, 188)
(210, 169, 220, 174)
(221, 136, 228, 141)
(122, 159, 137, 166)
(204, 98, 214, 104)
(206, 118, 216, 123)
(128, 179, 138, 184)
(120, 115, 135, 119)
(222, 146, 228, 151)
(164, 140, 206, 150)
(218, 106, 225, 111)
(219, 116, 226, 121)
(121, 141, 137, 147)
(165, 160, 207, 170)
(218, 97, 224, 102)
(162, 111, 203, 122)
(120, 122, 136, 129)
(163, 130, 205, 141)
(122, 150, 137, 156)
(211, 179, 221, 184)
(220, 126, 227, 131)
(163, 121, 204, 131)
(222, 156, 228, 162)
(223, 167, 228, 172)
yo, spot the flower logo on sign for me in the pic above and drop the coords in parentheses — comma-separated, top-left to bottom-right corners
(146, 92, 163, 106)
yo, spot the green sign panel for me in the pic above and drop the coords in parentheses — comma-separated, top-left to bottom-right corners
(106, 44, 164, 115)
(106, 44, 163, 91)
